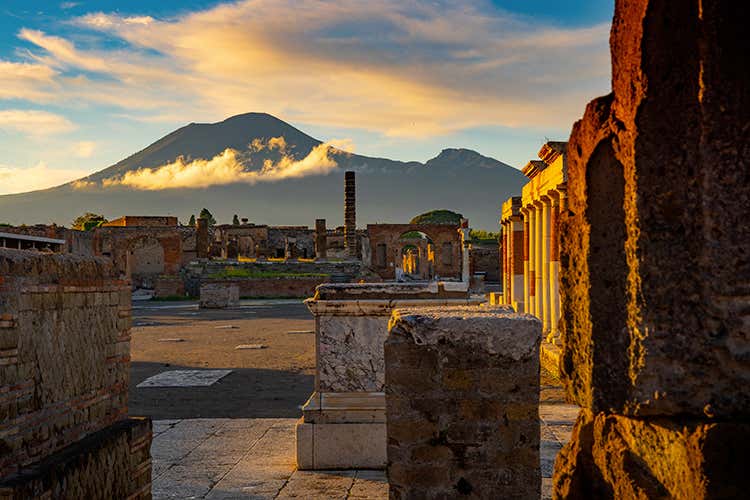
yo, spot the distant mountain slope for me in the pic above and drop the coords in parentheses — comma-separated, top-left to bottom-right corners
(0, 113, 527, 229)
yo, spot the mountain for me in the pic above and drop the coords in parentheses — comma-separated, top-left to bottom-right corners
(0, 113, 527, 229)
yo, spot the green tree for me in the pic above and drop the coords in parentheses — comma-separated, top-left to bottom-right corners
(232, 214, 240, 225)
(199, 208, 217, 226)
(189, 214, 196, 226)
(409, 209, 463, 225)
(470, 229, 500, 242)
(72, 212, 108, 231)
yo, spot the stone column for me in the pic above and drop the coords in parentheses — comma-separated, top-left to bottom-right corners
(459, 219, 471, 283)
(527, 207, 536, 317)
(540, 196, 551, 334)
(554, 1, 750, 498)
(533, 201, 543, 321)
(522, 208, 530, 313)
(344, 171, 357, 258)
(385, 306, 541, 499)
(315, 219, 327, 260)
(195, 217, 209, 259)
(548, 192, 561, 342)
(502, 222, 509, 300)
(511, 218, 525, 313)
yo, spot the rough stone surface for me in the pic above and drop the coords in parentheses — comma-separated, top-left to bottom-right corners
(199, 283, 240, 309)
(559, 0, 750, 418)
(0, 418, 152, 500)
(385, 306, 541, 499)
(308, 296, 486, 393)
(553, 410, 750, 499)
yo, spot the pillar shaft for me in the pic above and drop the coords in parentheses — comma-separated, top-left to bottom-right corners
(541, 197, 551, 333)
(523, 211, 530, 312)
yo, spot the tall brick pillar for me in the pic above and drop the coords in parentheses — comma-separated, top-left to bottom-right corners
(344, 171, 357, 258)
(196, 217, 209, 259)
(554, 1, 750, 498)
(315, 219, 327, 260)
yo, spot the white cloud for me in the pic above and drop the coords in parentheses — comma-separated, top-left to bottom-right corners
(74, 140, 96, 158)
(0, 161, 89, 194)
(102, 137, 340, 190)
(0, 110, 76, 136)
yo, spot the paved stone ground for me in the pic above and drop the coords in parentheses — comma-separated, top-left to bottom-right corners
(136, 300, 578, 499)
(150, 402, 578, 499)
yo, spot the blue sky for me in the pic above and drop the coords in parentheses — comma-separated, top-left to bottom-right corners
(0, 0, 613, 194)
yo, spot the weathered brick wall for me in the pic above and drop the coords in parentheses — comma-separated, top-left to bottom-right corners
(153, 276, 186, 298)
(0, 417, 152, 500)
(199, 283, 240, 308)
(469, 244, 500, 282)
(385, 306, 541, 499)
(0, 249, 132, 478)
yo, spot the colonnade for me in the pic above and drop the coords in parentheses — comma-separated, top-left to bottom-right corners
(500, 141, 567, 343)
(520, 192, 564, 341)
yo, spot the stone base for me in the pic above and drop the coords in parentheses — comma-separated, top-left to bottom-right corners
(553, 410, 750, 499)
(540, 341, 562, 379)
(0, 417, 152, 499)
(296, 392, 386, 470)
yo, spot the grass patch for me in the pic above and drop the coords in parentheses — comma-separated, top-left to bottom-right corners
(208, 267, 329, 279)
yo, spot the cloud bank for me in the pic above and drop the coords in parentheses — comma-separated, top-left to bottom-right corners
(0, 162, 89, 195)
(100, 137, 340, 190)
(2, 0, 610, 137)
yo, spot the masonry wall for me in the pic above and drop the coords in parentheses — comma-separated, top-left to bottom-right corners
(202, 277, 327, 298)
(469, 243, 500, 283)
(0, 249, 149, 498)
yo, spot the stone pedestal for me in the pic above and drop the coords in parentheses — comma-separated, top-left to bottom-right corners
(199, 283, 239, 309)
(296, 283, 484, 470)
(385, 306, 541, 499)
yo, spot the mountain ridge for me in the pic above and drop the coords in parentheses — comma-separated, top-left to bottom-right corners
(0, 113, 526, 229)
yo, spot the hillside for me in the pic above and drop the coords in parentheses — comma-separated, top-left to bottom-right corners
(0, 113, 527, 229)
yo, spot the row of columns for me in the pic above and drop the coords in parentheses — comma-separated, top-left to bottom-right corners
(521, 190, 565, 341)
(503, 189, 564, 341)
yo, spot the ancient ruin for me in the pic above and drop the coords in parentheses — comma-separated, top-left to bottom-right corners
(296, 283, 483, 470)
(0, 249, 151, 497)
(385, 305, 541, 499)
(551, 0, 750, 497)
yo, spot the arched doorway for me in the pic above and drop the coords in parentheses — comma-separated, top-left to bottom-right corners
(397, 231, 435, 280)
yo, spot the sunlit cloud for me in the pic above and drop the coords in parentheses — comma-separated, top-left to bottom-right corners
(4, 0, 609, 138)
(0, 110, 76, 136)
(0, 162, 89, 194)
(0, 61, 58, 101)
(101, 137, 340, 190)
(73, 141, 96, 158)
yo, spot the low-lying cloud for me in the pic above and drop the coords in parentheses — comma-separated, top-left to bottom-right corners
(100, 137, 340, 190)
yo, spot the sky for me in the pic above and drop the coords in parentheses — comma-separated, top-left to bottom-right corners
(0, 0, 613, 195)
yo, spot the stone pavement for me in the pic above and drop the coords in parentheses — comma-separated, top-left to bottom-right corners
(151, 404, 578, 499)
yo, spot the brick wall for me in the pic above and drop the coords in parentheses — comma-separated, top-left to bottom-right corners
(0, 249, 134, 479)
(203, 277, 327, 298)
(469, 244, 500, 283)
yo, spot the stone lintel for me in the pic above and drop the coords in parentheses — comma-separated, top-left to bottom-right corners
(306, 298, 486, 317)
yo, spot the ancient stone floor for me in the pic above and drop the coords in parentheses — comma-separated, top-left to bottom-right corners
(150, 403, 578, 499)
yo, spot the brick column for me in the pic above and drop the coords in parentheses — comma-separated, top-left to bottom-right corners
(344, 171, 357, 258)
(195, 217, 209, 259)
(511, 218, 525, 313)
(554, 1, 750, 497)
(386, 306, 541, 499)
(315, 219, 327, 260)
